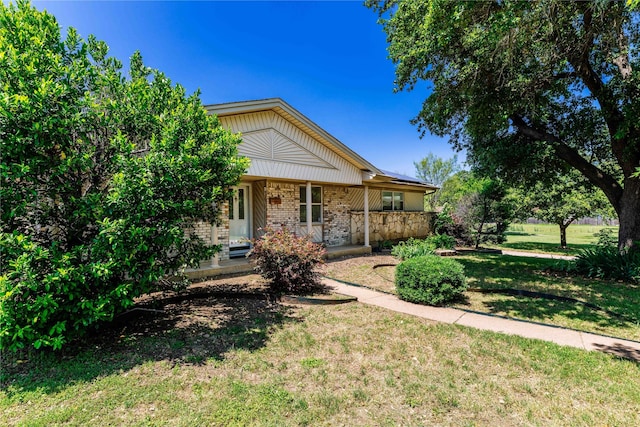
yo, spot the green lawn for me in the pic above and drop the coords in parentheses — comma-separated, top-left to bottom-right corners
(2, 302, 640, 426)
(496, 223, 618, 255)
(453, 253, 640, 341)
(325, 253, 640, 342)
(3, 223, 638, 426)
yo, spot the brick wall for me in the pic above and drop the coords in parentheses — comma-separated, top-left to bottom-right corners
(265, 181, 300, 230)
(188, 201, 230, 262)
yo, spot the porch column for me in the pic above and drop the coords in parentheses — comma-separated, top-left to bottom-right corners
(211, 222, 219, 268)
(364, 185, 370, 247)
(306, 181, 312, 238)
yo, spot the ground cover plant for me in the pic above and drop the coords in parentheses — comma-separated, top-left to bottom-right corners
(2, 287, 640, 426)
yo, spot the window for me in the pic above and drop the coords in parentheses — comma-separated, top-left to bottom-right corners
(300, 186, 322, 223)
(382, 191, 404, 211)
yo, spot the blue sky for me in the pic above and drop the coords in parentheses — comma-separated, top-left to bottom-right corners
(32, 1, 463, 177)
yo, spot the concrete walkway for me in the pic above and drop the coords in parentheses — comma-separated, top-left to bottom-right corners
(500, 249, 576, 261)
(323, 277, 640, 362)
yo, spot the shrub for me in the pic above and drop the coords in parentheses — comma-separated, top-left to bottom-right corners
(391, 237, 436, 260)
(248, 227, 326, 295)
(433, 208, 474, 247)
(428, 233, 456, 250)
(395, 255, 467, 305)
(562, 228, 639, 283)
(570, 246, 640, 283)
(0, 3, 246, 352)
(391, 234, 455, 260)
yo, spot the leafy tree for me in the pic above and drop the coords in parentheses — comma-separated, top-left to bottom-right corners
(435, 172, 514, 248)
(369, 0, 640, 251)
(438, 170, 478, 208)
(0, 1, 248, 351)
(516, 173, 613, 248)
(456, 178, 514, 249)
(414, 153, 459, 209)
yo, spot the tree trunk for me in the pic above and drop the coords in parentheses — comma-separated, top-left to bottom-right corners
(559, 223, 568, 249)
(618, 178, 640, 252)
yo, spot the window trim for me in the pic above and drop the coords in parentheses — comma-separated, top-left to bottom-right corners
(300, 185, 323, 224)
(382, 191, 404, 211)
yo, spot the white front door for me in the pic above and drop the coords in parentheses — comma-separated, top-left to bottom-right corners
(229, 185, 251, 257)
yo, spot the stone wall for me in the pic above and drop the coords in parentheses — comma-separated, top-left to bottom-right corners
(350, 211, 434, 245)
(323, 185, 351, 246)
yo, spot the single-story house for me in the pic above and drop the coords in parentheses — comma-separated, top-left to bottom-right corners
(192, 98, 437, 265)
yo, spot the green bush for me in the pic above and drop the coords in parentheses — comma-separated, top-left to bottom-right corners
(392, 238, 436, 260)
(249, 227, 326, 295)
(395, 255, 467, 305)
(391, 234, 455, 260)
(428, 233, 456, 250)
(564, 229, 640, 283)
(0, 3, 247, 352)
(571, 246, 640, 283)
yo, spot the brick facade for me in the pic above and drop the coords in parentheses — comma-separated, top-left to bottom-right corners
(265, 181, 300, 230)
(189, 202, 230, 263)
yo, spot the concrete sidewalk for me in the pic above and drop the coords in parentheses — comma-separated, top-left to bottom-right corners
(323, 277, 640, 362)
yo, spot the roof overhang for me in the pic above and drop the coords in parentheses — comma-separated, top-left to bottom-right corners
(206, 98, 438, 193)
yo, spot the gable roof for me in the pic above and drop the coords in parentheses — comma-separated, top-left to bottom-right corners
(206, 98, 380, 174)
(205, 98, 437, 191)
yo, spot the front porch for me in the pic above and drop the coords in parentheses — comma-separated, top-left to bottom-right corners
(185, 244, 372, 280)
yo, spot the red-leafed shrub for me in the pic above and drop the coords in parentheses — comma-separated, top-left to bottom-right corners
(248, 227, 326, 295)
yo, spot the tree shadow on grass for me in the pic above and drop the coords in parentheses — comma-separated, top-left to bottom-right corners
(481, 295, 632, 331)
(455, 254, 640, 333)
(1, 289, 299, 397)
(498, 241, 594, 255)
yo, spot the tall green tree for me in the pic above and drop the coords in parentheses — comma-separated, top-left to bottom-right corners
(414, 153, 459, 209)
(0, 1, 248, 351)
(369, 0, 640, 251)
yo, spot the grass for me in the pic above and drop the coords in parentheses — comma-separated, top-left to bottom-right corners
(324, 253, 640, 342)
(496, 223, 618, 255)
(454, 253, 640, 341)
(2, 302, 640, 426)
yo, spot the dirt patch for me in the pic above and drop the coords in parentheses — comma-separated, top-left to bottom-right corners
(321, 254, 398, 294)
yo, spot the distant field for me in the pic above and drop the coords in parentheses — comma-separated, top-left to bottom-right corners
(498, 223, 619, 255)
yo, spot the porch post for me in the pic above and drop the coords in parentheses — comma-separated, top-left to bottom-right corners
(306, 181, 313, 238)
(211, 222, 219, 268)
(364, 185, 370, 247)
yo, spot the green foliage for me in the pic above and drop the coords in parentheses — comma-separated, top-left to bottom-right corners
(392, 237, 436, 260)
(567, 230, 640, 283)
(395, 255, 467, 305)
(513, 170, 613, 247)
(436, 174, 514, 248)
(249, 227, 326, 295)
(368, 0, 640, 251)
(414, 153, 459, 210)
(392, 234, 455, 260)
(594, 228, 618, 248)
(0, 2, 248, 351)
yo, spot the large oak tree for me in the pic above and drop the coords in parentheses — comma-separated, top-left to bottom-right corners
(369, 0, 640, 250)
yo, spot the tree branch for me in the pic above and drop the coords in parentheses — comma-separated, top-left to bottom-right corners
(509, 115, 623, 213)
